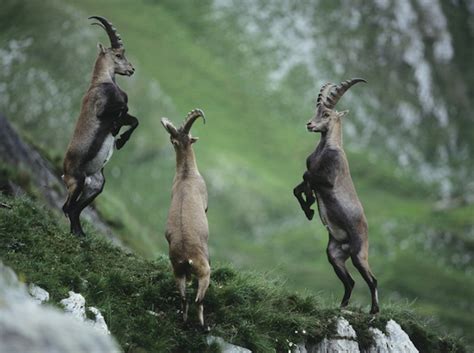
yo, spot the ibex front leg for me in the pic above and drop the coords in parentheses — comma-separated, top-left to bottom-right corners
(293, 172, 316, 220)
(114, 114, 139, 150)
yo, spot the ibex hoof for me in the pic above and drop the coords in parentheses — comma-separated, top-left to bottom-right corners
(305, 209, 315, 220)
(370, 306, 380, 315)
(115, 138, 126, 150)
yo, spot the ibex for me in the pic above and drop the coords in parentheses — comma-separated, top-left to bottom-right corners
(62, 16, 138, 236)
(293, 78, 379, 314)
(161, 109, 210, 327)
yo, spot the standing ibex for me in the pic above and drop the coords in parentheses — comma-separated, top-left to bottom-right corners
(62, 16, 139, 236)
(293, 78, 379, 314)
(161, 109, 210, 327)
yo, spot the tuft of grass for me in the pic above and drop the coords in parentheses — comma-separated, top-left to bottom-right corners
(0, 193, 467, 353)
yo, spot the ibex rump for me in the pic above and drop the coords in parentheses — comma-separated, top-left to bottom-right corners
(293, 78, 379, 314)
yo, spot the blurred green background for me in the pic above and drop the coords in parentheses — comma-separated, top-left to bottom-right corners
(1, 0, 473, 344)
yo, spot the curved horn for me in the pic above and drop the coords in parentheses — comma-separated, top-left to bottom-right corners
(182, 109, 205, 134)
(317, 78, 366, 111)
(89, 16, 123, 49)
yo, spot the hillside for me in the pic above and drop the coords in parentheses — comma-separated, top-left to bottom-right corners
(0, 192, 467, 353)
(1, 0, 473, 347)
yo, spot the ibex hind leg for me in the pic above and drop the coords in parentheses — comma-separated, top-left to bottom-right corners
(327, 237, 354, 308)
(67, 170, 105, 237)
(72, 170, 105, 214)
(62, 174, 85, 215)
(195, 262, 211, 327)
(176, 275, 189, 322)
(350, 239, 379, 314)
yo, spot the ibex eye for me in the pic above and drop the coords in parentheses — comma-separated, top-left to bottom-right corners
(115, 53, 122, 58)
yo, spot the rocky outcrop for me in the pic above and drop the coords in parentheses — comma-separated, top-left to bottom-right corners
(28, 283, 49, 304)
(60, 291, 110, 335)
(295, 317, 360, 353)
(296, 317, 418, 353)
(207, 336, 253, 353)
(207, 317, 419, 353)
(367, 320, 418, 353)
(0, 112, 124, 248)
(0, 262, 120, 353)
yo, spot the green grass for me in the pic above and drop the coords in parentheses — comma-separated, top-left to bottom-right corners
(0, 193, 467, 353)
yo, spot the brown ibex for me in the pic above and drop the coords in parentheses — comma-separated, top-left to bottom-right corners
(62, 16, 138, 236)
(161, 109, 210, 327)
(293, 78, 379, 314)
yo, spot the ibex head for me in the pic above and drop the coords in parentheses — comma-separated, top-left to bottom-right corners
(161, 109, 206, 150)
(89, 16, 135, 76)
(306, 78, 366, 133)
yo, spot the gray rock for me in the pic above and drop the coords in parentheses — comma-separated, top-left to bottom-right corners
(60, 291, 111, 335)
(367, 320, 418, 353)
(0, 262, 120, 353)
(28, 283, 50, 304)
(312, 317, 360, 353)
(294, 317, 418, 353)
(207, 336, 253, 353)
(88, 307, 111, 335)
(60, 291, 87, 321)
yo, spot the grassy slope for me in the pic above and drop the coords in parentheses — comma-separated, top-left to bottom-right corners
(1, 0, 472, 345)
(0, 193, 466, 353)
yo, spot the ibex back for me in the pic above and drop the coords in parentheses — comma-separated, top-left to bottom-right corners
(161, 109, 210, 327)
(293, 78, 379, 314)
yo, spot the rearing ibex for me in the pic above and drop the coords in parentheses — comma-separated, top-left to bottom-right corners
(161, 109, 210, 327)
(293, 78, 379, 314)
(62, 16, 139, 236)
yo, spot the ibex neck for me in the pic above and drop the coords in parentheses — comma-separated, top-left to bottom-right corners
(322, 121, 343, 148)
(90, 54, 115, 85)
(176, 147, 199, 177)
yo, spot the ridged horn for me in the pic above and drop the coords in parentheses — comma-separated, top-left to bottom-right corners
(182, 109, 206, 134)
(89, 16, 123, 49)
(316, 78, 366, 111)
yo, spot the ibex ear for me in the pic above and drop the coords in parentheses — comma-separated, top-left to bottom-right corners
(337, 110, 349, 118)
(161, 117, 179, 137)
(97, 42, 106, 54)
(190, 137, 199, 144)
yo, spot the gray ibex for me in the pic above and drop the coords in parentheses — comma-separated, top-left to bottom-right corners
(293, 78, 379, 314)
(161, 109, 210, 327)
(62, 16, 138, 236)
